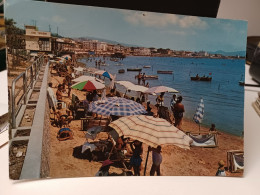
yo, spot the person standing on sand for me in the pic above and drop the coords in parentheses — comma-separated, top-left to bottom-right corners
(56, 84, 66, 102)
(216, 160, 226, 176)
(173, 96, 185, 129)
(137, 72, 142, 85)
(149, 146, 162, 176)
(129, 140, 143, 176)
(142, 73, 146, 86)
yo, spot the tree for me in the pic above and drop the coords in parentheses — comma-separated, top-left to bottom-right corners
(5, 18, 26, 70)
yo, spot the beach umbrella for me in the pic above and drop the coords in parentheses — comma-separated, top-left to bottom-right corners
(88, 97, 147, 116)
(109, 115, 193, 175)
(102, 71, 113, 79)
(144, 85, 178, 94)
(193, 98, 204, 134)
(71, 80, 105, 91)
(72, 75, 104, 83)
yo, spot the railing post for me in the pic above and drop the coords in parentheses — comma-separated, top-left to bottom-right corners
(11, 81, 16, 129)
(30, 66, 33, 89)
(23, 72, 27, 104)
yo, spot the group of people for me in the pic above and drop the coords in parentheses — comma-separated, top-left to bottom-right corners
(136, 72, 149, 87)
(154, 92, 185, 129)
(96, 137, 163, 176)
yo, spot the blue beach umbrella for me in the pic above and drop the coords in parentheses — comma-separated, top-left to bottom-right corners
(89, 97, 146, 116)
(102, 71, 113, 79)
(193, 98, 204, 134)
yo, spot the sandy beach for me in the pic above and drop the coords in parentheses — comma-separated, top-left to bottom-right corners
(48, 63, 243, 178)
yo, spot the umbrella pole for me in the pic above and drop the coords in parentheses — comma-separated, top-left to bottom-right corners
(199, 123, 201, 135)
(144, 148, 150, 176)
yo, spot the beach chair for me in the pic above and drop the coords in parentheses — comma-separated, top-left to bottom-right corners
(81, 116, 111, 131)
(157, 106, 173, 124)
(227, 150, 244, 173)
(186, 132, 218, 148)
(70, 94, 86, 120)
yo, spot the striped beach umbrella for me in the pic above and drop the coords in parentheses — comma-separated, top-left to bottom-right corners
(193, 98, 204, 133)
(109, 115, 193, 175)
(109, 115, 192, 149)
(71, 80, 105, 91)
(89, 97, 147, 116)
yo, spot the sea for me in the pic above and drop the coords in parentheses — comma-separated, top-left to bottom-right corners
(78, 56, 245, 136)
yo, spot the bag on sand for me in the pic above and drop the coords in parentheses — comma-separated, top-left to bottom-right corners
(57, 128, 73, 141)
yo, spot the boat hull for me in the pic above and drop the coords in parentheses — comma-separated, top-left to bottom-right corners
(157, 71, 173, 74)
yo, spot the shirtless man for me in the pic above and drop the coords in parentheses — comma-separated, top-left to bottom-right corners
(55, 103, 73, 127)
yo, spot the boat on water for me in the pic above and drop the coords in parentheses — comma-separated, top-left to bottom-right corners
(100, 63, 109, 66)
(135, 74, 158, 80)
(115, 62, 123, 66)
(157, 70, 173, 74)
(127, 68, 142, 71)
(144, 75, 158, 80)
(190, 76, 212, 81)
(118, 69, 125, 73)
(143, 65, 151, 68)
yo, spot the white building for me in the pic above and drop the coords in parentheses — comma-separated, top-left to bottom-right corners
(25, 25, 51, 53)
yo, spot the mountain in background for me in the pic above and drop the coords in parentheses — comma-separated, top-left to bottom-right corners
(208, 50, 246, 57)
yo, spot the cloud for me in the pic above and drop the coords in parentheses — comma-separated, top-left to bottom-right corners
(122, 10, 208, 30)
(52, 15, 66, 24)
(179, 16, 208, 29)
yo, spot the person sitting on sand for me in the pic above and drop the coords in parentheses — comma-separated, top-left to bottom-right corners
(129, 140, 143, 176)
(146, 101, 154, 116)
(55, 103, 73, 127)
(136, 97, 141, 104)
(145, 82, 149, 88)
(148, 145, 162, 176)
(216, 160, 226, 176)
(95, 159, 114, 176)
(142, 73, 146, 86)
(115, 135, 128, 160)
(106, 88, 115, 97)
(173, 96, 185, 129)
(209, 124, 217, 134)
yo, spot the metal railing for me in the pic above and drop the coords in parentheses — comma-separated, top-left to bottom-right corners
(11, 55, 44, 128)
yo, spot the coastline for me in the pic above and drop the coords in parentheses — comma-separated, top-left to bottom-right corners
(48, 68, 243, 177)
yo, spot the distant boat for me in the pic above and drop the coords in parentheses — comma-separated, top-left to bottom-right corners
(118, 69, 125, 73)
(157, 70, 173, 74)
(135, 74, 158, 80)
(143, 65, 151, 68)
(144, 75, 158, 80)
(100, 63, 109, 66)
(191, 76, 212, 81)
(115, 62, 123, 66)
(127, 68, 142, 71)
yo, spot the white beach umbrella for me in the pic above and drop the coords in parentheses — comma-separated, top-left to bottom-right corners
(144, 85, 178, 94)
(72, 75, 104, 83)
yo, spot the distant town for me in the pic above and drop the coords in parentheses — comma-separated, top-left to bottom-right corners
(7, 24, 245, 59)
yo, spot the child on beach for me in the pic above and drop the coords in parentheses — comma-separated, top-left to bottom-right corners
(148, 146, 162, 176)
(215, 160, 226, 176)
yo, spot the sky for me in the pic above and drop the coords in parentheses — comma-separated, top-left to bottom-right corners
(5, 0, 248, 52)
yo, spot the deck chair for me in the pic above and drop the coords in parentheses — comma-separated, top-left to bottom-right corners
(187, 132, 218, 148)
(227, 150, 244, 173)
(157, 106, 173, 124)
(81, 116, 111, 131)
(70, 94, 86, 120)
